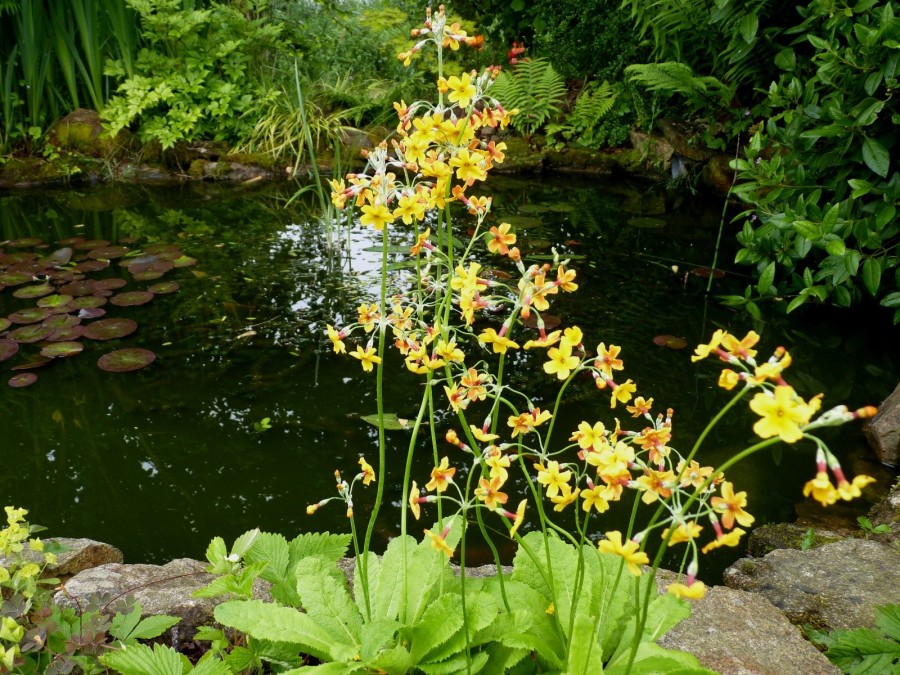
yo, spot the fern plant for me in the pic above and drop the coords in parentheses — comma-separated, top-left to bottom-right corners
(545, 79, 618, 148)
(624, 61, 733, 111)
(489, 58, 567, 136)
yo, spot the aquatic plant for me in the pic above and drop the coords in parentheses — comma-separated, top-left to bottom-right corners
(192, 5, 877, 673)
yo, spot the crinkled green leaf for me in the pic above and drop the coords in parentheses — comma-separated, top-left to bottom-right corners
(605, 642, 714, 674)
(295, 556, 362, 651)
(418, 651, 489, 675)
(100, 642, 191, 674)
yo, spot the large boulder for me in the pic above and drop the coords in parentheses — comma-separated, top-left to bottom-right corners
(657, 570, 838, 674)
(1, 538, 123, 581)
(47, 109, 134, 157)
(865, 382, 900, 466)
(723, 538, 900, 630)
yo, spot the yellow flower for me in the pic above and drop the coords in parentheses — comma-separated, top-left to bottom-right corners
(610, 379, 637, 409)
(667, 580, 706, 600)
(662, 522, 703, 544)
(570, 420, 607, 452)
(561, 326, 583, 348)
(445, 72, 477, 108)
(485, 446, 510, 483)
(508, 500, 527, 538)
(550, 485, 579, 512)
(358, 457, 376, 486)
(597, 531, 648, 576)
(718, 369, 741, 390)
(360, 202, 395, 230)
(487, 223, 516, 255)
(350, 345, 382, 372)
(408, 481, 421, 520)
(803, 471, 839, 506)
(426, 457, 456, 492)
(749, 385, 816, 443)
(507, 408, 551, 437)
(475, 475, 508, 509)
(424, 529, 454, 557)
(393, 193, 426, 224)
(478, 327, 519, 354)
(722, 330, 760, 360)
(836, 474, 876, 501)
(449, 147, 487, 184)
(326, 324, 346, 354)
(581, 485, 610, 513)
(594, 343, 624, 377)
(691, 329, 725, 362)
(710, 481, 754, 530)
(701, 528, 746, 553)
(625, 396, 653, 418)
(523, 331, 562, 350)
(543, 342, 580, 380)
(534, 460, 572, 498)
(556, 265, 577, 292)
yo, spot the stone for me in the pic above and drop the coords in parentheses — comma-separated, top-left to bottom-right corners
(657, 570, 839, 674)
(47, 109, 134, 157)
(867, 480, 900, 546)
(55, 558, 268, 641)
(723, 538, 900, 631)
(1, 538, 123, 581)
(187, 159, 273, 182)
(629, 130, 674, 171)
(659, 119, 717, 161)
(864, 382, 900, 466)
(747, 523, 842, 557)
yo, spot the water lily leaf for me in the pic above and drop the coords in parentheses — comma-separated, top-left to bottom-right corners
(653, 335, 688, 349)
(110, 291, 154, 307)
(36, 294, 73, 309)
(12, 355, 52, 369)
(518, 204, 552, 214)
(0, 272, 32, 286)
(42, 314, 80, 330)
(57, 236, 85, 246)
(87, 246, 129, 260)
(359, 413, 410, 430)
(525, 239, 552, 251)
(8, 307, 53, 324)
(73, 239, 110, 251)
(9, 373, 37, 388)
(76, 308, 106, 320)
(130, 269, 166, 281)
(627, 217, 666, 229)
(41, 341, 83, 358)
(148, 282, 180, 294)
(9, 324, 54, 343)
(75, 259, 110, 273)
(0, 339, 19, 362)
(0, 318, 10, 332)
(69, 296, 107, 309)
(59, 280, 97, 296)
(172, 255, 197, 268)
(94, 278, 128, 290)
(7, 237, 43, 247)
(82, 318, 138, 340)
(548, 202, 576, 213)
(13, 283, 54, 299)
(46, 326, 84, 341)
(98, 348, 156, 372)
(501, 215, 542, 229)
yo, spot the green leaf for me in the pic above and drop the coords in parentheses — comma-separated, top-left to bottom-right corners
(359, 413, 411, 430)
(295, 556, 362, 652)
(880, 292, 900, 308)
(786, 294, 809, 313)
(855, 98, 884, 126)
(824, 626, 900, 671)
(758, 261, 776, 294)
(862, 258, 882, 296)
(825, 239, 846, 256)
(774, 48, 796, 71)
(739, 13, 759, 43)
(848, 178, 874, 198)
(407, 592, 465, 664)
(100, 642, 191, 674)
(127, 614, 182, 641)
(875, 604, 900, 639)
(864, 71, 883, 96)
(862, 137, 890, 177)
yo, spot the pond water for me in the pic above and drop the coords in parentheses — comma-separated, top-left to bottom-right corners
(1, 175, 897, 582)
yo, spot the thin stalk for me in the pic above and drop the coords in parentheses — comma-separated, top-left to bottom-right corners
(706, 137, 741, 293)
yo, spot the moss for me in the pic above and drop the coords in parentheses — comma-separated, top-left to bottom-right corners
(495, 136, 542, 172)
(222, 152, 277, 172)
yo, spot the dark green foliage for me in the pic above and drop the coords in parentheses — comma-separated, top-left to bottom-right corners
(489, 58, 567, 135)
(808, 604, 900, 673)
(728, 0, 900, 320)
(545, 79, 618, 149)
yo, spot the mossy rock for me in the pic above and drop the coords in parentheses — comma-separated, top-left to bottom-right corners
(494, 136, 542, 172)
(0, 155, 104, 188)
(541, 147, 621, 173)
(747, 522, 843, 557)
(47, 109, 135, 158)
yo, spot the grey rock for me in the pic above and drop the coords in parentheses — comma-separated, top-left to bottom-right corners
(723, 538, 900, 630)
(867, 480, 900, 546)
(0, 538, 123, 581)
(657, 570, 839, 674)
(747, 523, 842, 557)
(865, 382, 900, 466)
(55, 558, 267, 641)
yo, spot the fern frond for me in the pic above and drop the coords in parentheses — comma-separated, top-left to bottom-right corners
(625, 61, 733, 108)
(489, 58, 567, 135)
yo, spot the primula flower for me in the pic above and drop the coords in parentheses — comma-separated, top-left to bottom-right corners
(662, 521, 703, 544)
(722, 330, 760, 360)
(561, 326, 583, 348)
(471, 425, 499, 443)
(610, 379, 637, 409)
(749, 385, 817, 443)
(691, 329, 726, 362)
(507, 409, 551, 437)
(676, 460, 714, 490)
(836, 474, 876, 501)
(803, 471, 839, 506)
(487, 223, 516, 255)
(635, 469, 675, 505)
(445, 72, 477, 108)
(358, 457, 376, 486)
(326, 324, 346, 354)
(424, 528, 454, 557)
(598, 531, 648, 576)
(626, 396, 653, 417)
(506, 499, 527, 538)
(426, 457, 456, 492)
(595, 343, 624, 377)
(581, 485, 610, 513)
(449, 147, 487, 184)
(550, 485, 579, 511)
(667, 580, 706, 600)
(523, 330, 562, 350)
(475, 476, 509, 509)
(570, 420, 607, 452)
(718, 369, 742, 390)
(485, 446, 510, 483)
(350, 345, 382, 372)
(408, 481, 422, 520)
(543, 342, 581, 380)
(393, 193, 426, 224)
(478, 327, 519, 354)
(710, 481, 754, 530)
(360, 202, 395, 230)
(701, 527, 746, 553)
(534, 460, 572, 498)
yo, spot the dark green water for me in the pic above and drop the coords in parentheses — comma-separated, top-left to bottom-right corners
(1, 176, 896, 581)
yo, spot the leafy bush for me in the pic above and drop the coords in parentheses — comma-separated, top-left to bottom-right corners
(101, 0, 283, 149)
(488, 57, 567, 135)
(728, 0, 900, 320)
(545, 79, 618, 149)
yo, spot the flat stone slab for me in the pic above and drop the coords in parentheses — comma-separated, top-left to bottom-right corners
(723, 538, 900, 630)
(658, 571, 839, 674)
(0, 537, 123, 580)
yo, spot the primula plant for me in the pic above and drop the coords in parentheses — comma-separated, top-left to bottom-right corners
(200, 5, 878, 673)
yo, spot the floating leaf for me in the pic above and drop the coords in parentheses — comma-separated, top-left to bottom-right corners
(42, 314, 80, 330)
(0, 272, 32, 286)
(8, 324, 54, 343)
(0, 318, 10, 332)
(359, 413, 410, 430)
(627, 217, 666, 228)
(148, 282, 180, 294)
(7, 237, 43, 247)
(518, 204, 552, 214)
(110, 291, 154, 307)
(46, 326, 84, 341)
(548, 203, 576, 213)
(59, 280, 97, 296)
(76, 308, 106, 320)
(57, 236, 85, 246)
(41, 341, 83, 358)
(653, 335, 688, 349)
(13, 283, 54, 299)
(521, 312, 561, 330)
(40, 247, 73, 266)
(87, 246, 129, 260)
(82, 318, 138, 340)
(9, 373, 37, 388)
(74, 260, 110, 273)
(73, 239, 110, 251)
(98, 348, 156, 372)
(36, 294, 73, 309)
(8, 307, 53, 324)
(69, 296, 107, 309)
(501, 215, 542, 229)
(0, 339, 19, 362)
(172, 255, 197, 268)
(12, 355, 52, 369)
(94, 278, 128, 290)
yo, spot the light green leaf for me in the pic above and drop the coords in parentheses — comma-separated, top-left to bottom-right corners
(739, 13, 759, 43)
(862, 137, 890, 177)
(758, 261, 776, 294)
(296, 556, 362, 650)
(774, 48, 796, 71)
(359, 413, 411, 430)
(100, 642, 190, 675)
(826, 239, 846, 256)
(126, 614, 182, 641)
(862, 258, 882, 296)
(880, 291, 900, 308)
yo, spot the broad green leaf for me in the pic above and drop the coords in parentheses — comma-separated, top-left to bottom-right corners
(192, 659, 232, 675)
(864, 71, 883, 96)
(875, 603, 900, 639)
(231, 528, 260, 558)
(880, 291, 900, 308)
(758, 261, 776, 294)
(862, 137, 890, 177)
(418, 651, 489, 675)
(609, 593, 691, 666)
(862, 258, 882, 296)
(109, 605, 142, 643)
(407, 592, 464, 664)
(296, 557, 362, 650)
(774, 48, 796, 71)
(794, 220, 821, 240)
(786, 294, 809, 313)
(848, 178, 874, 198)
(606, 641, 714, 674)
(100, 642, 190, 674)
(875, 204, 895, 229)
(739, 13, 759, 43)
(826, 239, 846, 256)
(404, 519, 460, 623)
(127, 614, 181, 641)
(825, 626, 900, 671)
(359, 619, 401, 663)
(359, 413, 410, 430)
(245, 532, 290, 584)
(289, 532, 352, 568)
(214, 599, 355, 662)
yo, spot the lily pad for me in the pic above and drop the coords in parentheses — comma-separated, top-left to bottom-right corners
(110, 291, 154, 307)
(12, 355, 52, 370)
(97, 348, 156, 372)
(46, 326, 84, 341)
(59, 280, 97, 296)
(82, 317, 138, 340)
(41, 341, 84, 358)
(501, 215, 542, 229)
(69, 296, 107, 309)
(87, 246, 129, 260)
(0, 339, 19, 362)
(42, 314, 81, 330)
(548, 203, 577, 213)
(130, 269, 166, 281)
(73, 239, 110, 251)
(148, 282, 180, 294)
(39, 247, 73, 266)
(359, 412, 410, 430)
(36, 294, 73, 309)
(57, 236, 85, 246)
(518, 204, 552, 214)
(77, 308, 106, 320)
(627, 217, 666, 229)
(74, 260, 110, 273)
(94, 278, 128, 290)
(8, 307, 53, 324)
(653, 335, 688, 349)
(9, 373, 37, 388)
(0, 272, 32, 286)
(8, 324, 54, 343)
(0, 318, 10, 332)
(13, 283, 54, 299)
(7, 237, 43, 247)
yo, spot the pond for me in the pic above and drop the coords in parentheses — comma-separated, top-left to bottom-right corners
(1, 175, 897, 582)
